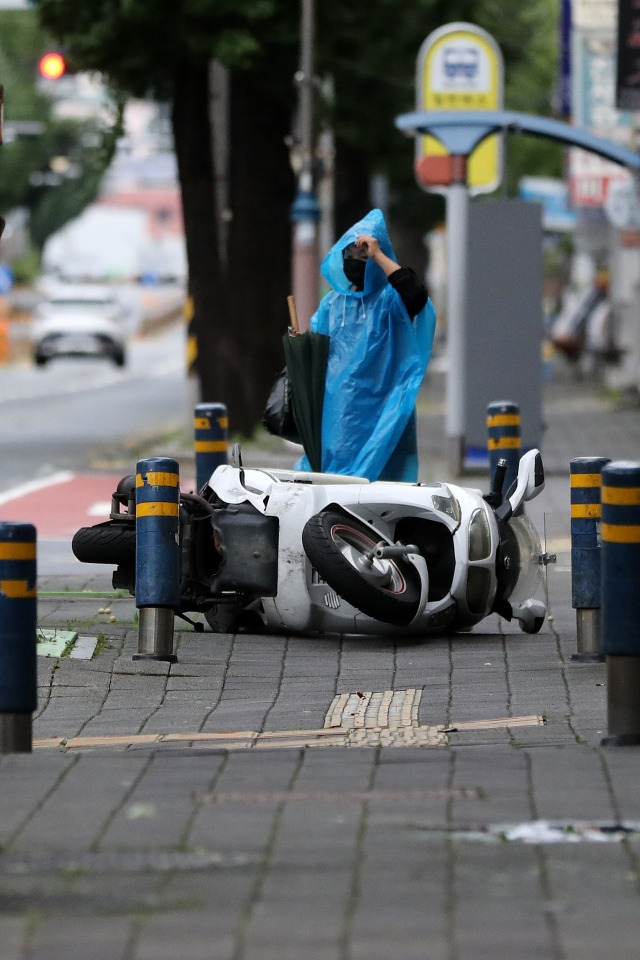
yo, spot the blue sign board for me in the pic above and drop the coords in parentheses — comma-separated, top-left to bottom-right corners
(519, 176, 577, 231)
(0, 263, 15, 294)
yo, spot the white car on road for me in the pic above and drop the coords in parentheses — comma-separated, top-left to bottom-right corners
(31, 284, 127, 368)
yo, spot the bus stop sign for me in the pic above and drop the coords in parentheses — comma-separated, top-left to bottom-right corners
(415, 23, 504, 194)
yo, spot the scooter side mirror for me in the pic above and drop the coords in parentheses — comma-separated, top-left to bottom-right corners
(495, 449, 545, 522)
(509, 449, 545, 511)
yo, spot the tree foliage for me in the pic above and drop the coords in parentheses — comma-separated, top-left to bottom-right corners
(34, 0, 300, 433)
(28, 114, 122, 250)
(316, 0, 561, 261)
(32, 0, 560, 432)
(0, 10, 119, 251)
(35, 0, 292, 96)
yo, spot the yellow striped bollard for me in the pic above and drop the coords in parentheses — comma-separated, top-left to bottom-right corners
(194, 403, 228, 492)
(570, 457, 610, 661)
(487, 401, 521, 506)
(133, 457, 180, 663)
(0, 522, 37, 752)
(601, 462, 640, 745)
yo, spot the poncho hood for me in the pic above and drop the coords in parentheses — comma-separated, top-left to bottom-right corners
(320, 208, 395, 297)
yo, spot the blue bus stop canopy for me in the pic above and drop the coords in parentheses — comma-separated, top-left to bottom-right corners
(395, 110, 640, 170)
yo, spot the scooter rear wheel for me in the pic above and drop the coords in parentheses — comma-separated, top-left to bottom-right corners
(72, 521, 135, 565)
(302, 509, 421, 626)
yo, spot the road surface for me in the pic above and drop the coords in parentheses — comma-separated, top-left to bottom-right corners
(0, 321, 194, 577)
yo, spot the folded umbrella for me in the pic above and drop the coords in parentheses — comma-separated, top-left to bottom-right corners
(282, 297, 330, 473)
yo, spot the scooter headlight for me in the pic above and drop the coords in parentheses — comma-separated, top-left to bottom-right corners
(468, 508, 491, 560)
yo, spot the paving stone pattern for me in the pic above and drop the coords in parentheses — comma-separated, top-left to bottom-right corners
(2, 368, 640, 958)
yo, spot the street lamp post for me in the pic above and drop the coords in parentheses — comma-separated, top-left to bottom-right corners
(291, 0, 320, 333)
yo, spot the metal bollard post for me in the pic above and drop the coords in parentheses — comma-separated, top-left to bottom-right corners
(600, 461, 640, 746)
(194, 402, 228, 492)
(570, 457, 610, 661)
(487, 401, 521, 504)
(0, 522, 37, 753)
(133, 457, 180, 663)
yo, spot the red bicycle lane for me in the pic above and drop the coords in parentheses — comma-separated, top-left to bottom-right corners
(0, 473, 120, 540)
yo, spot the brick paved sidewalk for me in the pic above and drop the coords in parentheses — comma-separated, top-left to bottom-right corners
(2, 364, 640, 960)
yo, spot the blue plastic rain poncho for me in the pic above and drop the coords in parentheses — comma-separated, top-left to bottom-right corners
(297, 209, 436, 481)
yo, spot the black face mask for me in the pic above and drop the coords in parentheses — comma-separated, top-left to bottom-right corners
(343, 257, 366, 289)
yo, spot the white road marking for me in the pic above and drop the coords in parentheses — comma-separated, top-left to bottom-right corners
(87, 501, 112, 516)
(0, 470, 75, 506)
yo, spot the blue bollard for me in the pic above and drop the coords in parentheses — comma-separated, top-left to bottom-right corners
(570, 457, 610, 661)
(600, 461, 640, 745)
(134, 457, 180, 663)
(194, 403, 228, 492)
(487, 401, 521, 505)
(0, 522, 37, 752)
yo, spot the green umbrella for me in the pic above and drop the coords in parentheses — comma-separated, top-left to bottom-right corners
(282, 329, 330, 473)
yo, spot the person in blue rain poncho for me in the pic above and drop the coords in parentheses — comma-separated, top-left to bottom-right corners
(297, 208, 436, 482)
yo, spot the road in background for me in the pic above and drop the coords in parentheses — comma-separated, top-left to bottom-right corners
(0, 319, 190, 489)
(0, 317, 193, 577)
(10, 279, 185, 338)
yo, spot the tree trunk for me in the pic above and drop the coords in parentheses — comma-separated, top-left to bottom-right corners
(226, 70, 295, 435)
(171, 58, 227, 411)
(333, 142, 372, 237)
(172, 58, 295, 437)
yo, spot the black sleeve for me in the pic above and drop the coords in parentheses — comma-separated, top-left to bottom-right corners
(387, 267, 429, 319)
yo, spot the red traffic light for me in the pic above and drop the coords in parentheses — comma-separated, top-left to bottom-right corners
(38, 52, 66, 80)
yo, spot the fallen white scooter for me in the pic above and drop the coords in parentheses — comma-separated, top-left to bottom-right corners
(72, 446, 551, 638)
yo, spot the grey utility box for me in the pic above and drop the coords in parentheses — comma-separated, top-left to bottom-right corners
(463, 198, 543, 466)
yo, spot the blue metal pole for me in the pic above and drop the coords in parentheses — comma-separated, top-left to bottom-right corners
(601, 461, 640, 745)
(570, 457, 610, 661)
(0, 522, 37, 752)
(487, 401, 521, 501)
(134, 457, 180, 663)
(194, 402, 228, 492)
(291, 179, 321, 331)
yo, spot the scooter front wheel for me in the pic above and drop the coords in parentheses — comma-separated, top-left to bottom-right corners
(302, 510, 421, 626)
